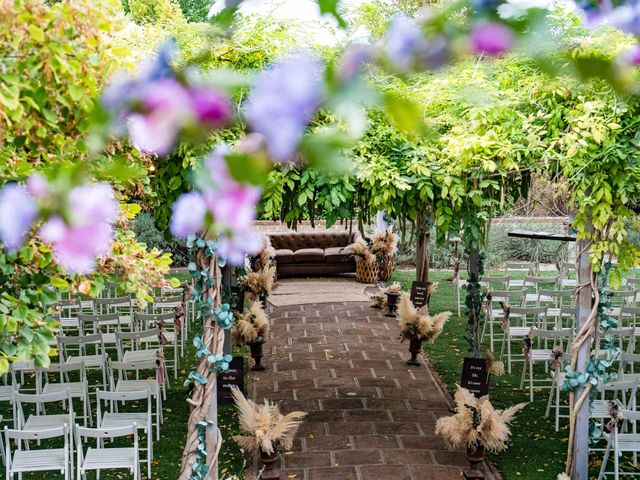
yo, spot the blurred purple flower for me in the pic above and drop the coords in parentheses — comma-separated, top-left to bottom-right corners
(245, 53, 322, 162)
(470, 22, 514, 56)
(606, 3, 640, 36)
(27, 174, 48, 199)
(170, 191, 207, 238)
(128, 79, 193, 155)
(385, 15, 423, 71)
(217, 231, 262, 266)
(40, 183, 119, 274)
(102, 40, 233, 156)
(0, 183, 37, 252)
(621, 44, 640, 65)
(339, 44, 373, 82)
(190, 87, 233, 126)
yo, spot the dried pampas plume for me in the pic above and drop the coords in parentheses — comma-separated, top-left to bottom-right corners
(485, 351, 505, 376)
(386, 282, 402, 293)
(435, 385, 527, 452)
(230, 386, 306, 454)
(231, 301, 270, 347)
(370, 293, 386, 309)
(251, 236, 276, 272)
(397, 293, 450, 343)
(345, 237, 368, 256)
(239, 264, 276, 297)
(557, 474, 570, 480)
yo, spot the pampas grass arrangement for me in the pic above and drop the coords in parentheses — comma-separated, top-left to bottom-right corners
(370, 293, 386, 309)
(251, 235, 276, 272)
(385, 282, 402, 294)
(231, 301, 270, 347)
(371, 226, 399, 258)
(230, 386, 306, 454)
(239, 263, 276, 297)
(435, 385, 527, 452)
(397, 293, 450, 343)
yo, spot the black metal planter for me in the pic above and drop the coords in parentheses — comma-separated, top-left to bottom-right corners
(385, 291, 401, 317)
(407, 336, 423, 366)
(248, 339, 266, 371)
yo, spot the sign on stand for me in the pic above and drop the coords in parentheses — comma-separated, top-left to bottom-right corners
(410, 281, 431, 308)
(217, 356, 245, 404)
(460, 357, 490, 397)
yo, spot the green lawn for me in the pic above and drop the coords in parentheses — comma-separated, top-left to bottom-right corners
(389, 269, 637, 480)
(1, 326, 245, 480)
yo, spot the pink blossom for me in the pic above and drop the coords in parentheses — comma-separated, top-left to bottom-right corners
(0, 183, 37, 252)
(190, 87, 233, 126)
(128, 79, 193, 155)
(621, 45, 640, 65)
(470, 22, 513, 56)
(39, 183, 119, 274)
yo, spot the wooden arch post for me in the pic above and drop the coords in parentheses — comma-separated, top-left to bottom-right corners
(571, 235, 592, 480)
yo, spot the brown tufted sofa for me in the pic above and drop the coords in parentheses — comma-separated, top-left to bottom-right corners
(269, 231, 360, 276)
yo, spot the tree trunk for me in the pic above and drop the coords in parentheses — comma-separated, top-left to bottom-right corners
(416, 212, 431, 283)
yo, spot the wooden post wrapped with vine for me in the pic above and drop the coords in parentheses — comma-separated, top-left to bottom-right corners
(180, 236, 229, 480)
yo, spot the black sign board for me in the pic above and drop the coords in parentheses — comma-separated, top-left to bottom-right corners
(460, 357, 490, 397)
(410, 281, 430, 308)
(217, 356, 245, 404)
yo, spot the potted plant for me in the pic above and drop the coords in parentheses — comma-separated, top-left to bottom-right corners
(371, 225, 399, 282)
(369, 292, 387, 310)
(231, 386, 306, 474)
(346, 238, 378, 284)
(397, 293, 450, 366)
(384, 282, 403, 317)
(231, 301, 270, 371)
(239, 263, 276, 308)
(435, 386, 527, 480)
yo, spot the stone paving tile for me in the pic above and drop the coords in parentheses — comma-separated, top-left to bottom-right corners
(249, 300, 476, 480)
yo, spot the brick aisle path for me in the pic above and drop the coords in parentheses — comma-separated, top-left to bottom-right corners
(250, 301, 476, 480)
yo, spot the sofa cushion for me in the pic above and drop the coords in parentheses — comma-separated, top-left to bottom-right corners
(274, 249, 294, 264)
(324, 246, 349, 263)
(269, 232, 359, 251)
(293, 248, 325, 263)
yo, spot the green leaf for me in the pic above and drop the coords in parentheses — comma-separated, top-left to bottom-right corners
(29, 25, 45, 42)
(224, 153, 271, 186)
(383, 92, 430, 136)
(317, 0, 347, 28)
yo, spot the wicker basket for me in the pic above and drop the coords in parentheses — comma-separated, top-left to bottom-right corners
(377, 257, 395, 282)
(356, 259, 378, 284)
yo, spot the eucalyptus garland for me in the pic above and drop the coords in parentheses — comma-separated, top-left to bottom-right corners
(182, 234, 235, 480)
(464, 248, 486, 358)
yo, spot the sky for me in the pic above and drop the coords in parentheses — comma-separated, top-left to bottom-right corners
(208, 0, 371, 45)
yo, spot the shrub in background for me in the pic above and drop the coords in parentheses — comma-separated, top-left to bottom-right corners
(134, 212, 189, 266)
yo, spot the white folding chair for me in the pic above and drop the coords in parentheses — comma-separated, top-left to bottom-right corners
(536, 289, 575, 327)
(149, 295, 185, 356)
(94, 296, 135, 330)
(505, 261, 538, 289)
(609, 290, 638, 318)
(523, 276, 559, 305)
(521, 327, 573, 402)
(41, 361, 91, 426)
(57, 298, 81, 331)
(482, 289, 524, 352)
(79, 313, 123, 347)
(4, 425, 70, 480)
(58, 333, 108, 388)
(97, 389, 153, 477)
(10, 361, 40, 394)
(480, 275, 509, 290)
(621, 307, 640, 329)
(560, 261, 577, 289)
(500, 306, 548, 373)
(135, 312, 179, 379)
(598, 409, 640, 480)
(109, 359, 163, 439)
(76, 423, 141, 480)
(15, 390, 74, 432)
